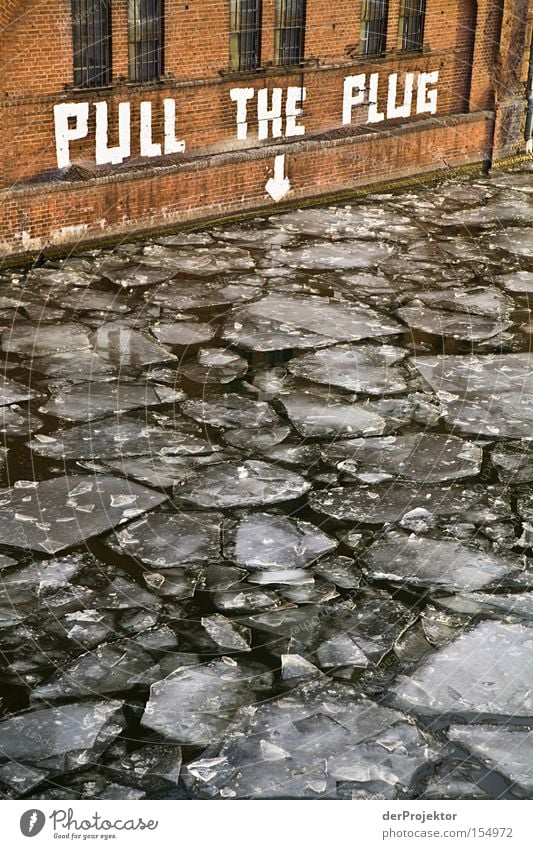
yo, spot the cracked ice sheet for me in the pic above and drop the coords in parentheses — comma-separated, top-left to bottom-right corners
(105, 511, 222, 567)
(396, 305, 512, 342)
(0, 376, 38, 406)
(448, 726, 533, 794)
(412, 287, 515, 319)
(0, 700, 125, 773)
(38, 381, 178, 422)
(1, 322, 91, 356)
(413, 354, 533, 437)
(266, 240, 393, 270)
(184, 679, 434, 799)
(321, 434, 483, 484)
(244, 592, 416, 665)
(180, 348, 248, 384)
(0, 474, 167, 554)
(279, 388, 386, 439)
(287, 345, 408, 395)
(141, 657, 274, 746)
(151, 321, 217, 347)
(223, 294, 401, 351)
(92, 323, 176, 368)
(29, 415, 214, 460)
(309, 483, 511, 525)
(390, 621, 533, 720)
(363, 533, 515, 592)
(175, 460, 310, 508)
(146, 280, 262, 311)
(224, 513, 336, 570)
(182, 394, 280, 430)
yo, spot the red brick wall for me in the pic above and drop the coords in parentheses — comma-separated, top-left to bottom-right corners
(0, 0, 530, 257)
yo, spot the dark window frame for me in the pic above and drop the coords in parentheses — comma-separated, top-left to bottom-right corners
(229, 0, 262, 72)
(274, 0, 307, 67)
(360, 0, 389, 57)
(398, 0, 426, 51)
(71, 0, 112, 88)
(128, 0, 164, 83)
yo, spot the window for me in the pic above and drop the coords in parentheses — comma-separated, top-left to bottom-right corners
(360, 0, 389, 56)
(274, 0, 306, 66)
(71, 0, 111, 87)
(230, 0, 261, 71)
(398, 0, 426, 51)
(128, 0, 163, 82)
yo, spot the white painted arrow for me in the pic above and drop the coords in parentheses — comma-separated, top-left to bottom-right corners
(266, 154, 291, 202)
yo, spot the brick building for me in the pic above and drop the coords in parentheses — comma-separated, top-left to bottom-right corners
(1, 0, 532, 259)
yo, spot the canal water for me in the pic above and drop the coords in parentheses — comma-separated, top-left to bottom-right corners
(0, 165, 532, 800)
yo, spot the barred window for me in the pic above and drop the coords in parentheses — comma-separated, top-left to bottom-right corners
(274, 0, 306, 66)
(398, 0, 426, 50)
(360, 0, 389, 56)
(230, 0, 261, 71)
(71, 0, 111, 87)
(128, 0, 163, 82)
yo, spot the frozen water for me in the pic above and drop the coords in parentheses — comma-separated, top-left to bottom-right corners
(397, 305, 511, 342)
(0, 474, 167, 553)
(0, 376, 37, 406)
(224, 293, 401, 352)
(225, 512, 336, 570)
(182, 394, 280, 429)
(93, 323, 176, 367)
(321, 434, 482, 484)
(0, 700, 125, 768)
(267, 240, 393, 270)
(180, 348, 248, 384)
(2, 322, 91, 356)
(39, 381, 171, 421)
(364, 533, 514, 591)
(491, 440, 533, 484)
(146, 245, 255, 276)
(413, 354, 533, 437)
(176, 460, 310, 508)
(184, 679, 433, 799)
(390, 621, 533, 720)
(488, 228, 532, 258)
(448, 726, 533, 794)
(310, 482, 511, 526)
(85, 453, 226, 489)
(413, 287, 515, 318)
(313, 555, 362, 589)
(31, 638, 157, 700)
(29, 416, 214, 459)
(141, 657, 273, 745)
(497, 271, 533, 294)
(287, 344, 408, 394)
(147, 279, 261, 311)
(30, 349, 115, 378)
(105, 511, 222, 567)
(151, 321, 216, 346)
(438, 592, 533, 620)
(201, 614, 252, 652)
(279, 389, 386, 439)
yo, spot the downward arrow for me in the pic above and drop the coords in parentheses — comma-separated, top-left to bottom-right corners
(266, 154, 291, 202)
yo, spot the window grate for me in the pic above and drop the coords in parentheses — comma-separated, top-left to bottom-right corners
(360, 0, 389, 56)
(128, 0, 163, 82)
(230, 0, 261, 71)
(399, 0, 426, 51)
(275, 0, 306, 66)
(71, 0, 111, 87)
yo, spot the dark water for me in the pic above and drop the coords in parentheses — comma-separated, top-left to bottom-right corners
(0, 165, 532, 800)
